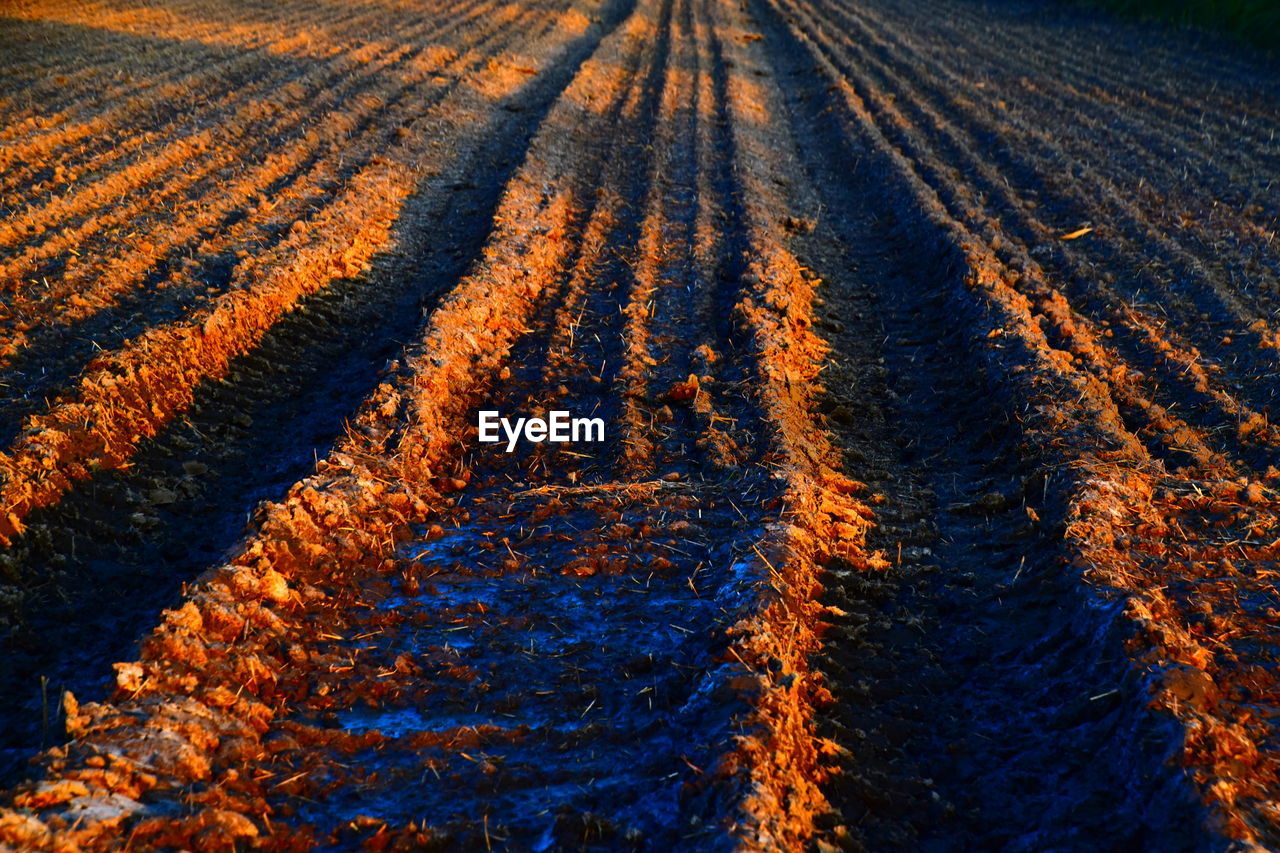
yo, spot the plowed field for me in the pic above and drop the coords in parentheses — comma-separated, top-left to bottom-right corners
(1, 0, 1278, 849)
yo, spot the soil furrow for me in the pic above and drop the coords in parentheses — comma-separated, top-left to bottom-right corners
(756, 0, 1280, 844)
(808, 0, 1280, 444)
(0, 0, 522, 436)
(0, 0, 848, 848)
(790, 0, 1280, 469)
(748, 5, 1212, 844)
(866, 0, 1279, 174)
(0, 1, 667, 842)
(0, 0, 589, 549)
(771, 0, 1278, 482)
(0, 0, 628, 789)
(0, 0, 462, 143)
(2, 0, 1280, 848)
(917, 0, 1280, 160)
(0, 1, 484, 272)
(0, 0, 486, 211)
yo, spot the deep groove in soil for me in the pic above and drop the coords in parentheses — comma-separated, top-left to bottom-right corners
(749, 3, 1209, 848)
(2, 0, 1280, 848)
(0, 0, 634, 786)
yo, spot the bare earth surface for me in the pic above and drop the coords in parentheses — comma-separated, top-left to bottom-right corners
(0, 0, 1278, 849)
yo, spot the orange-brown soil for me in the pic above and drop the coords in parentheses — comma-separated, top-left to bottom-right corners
(0, 0, 1278, 849)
